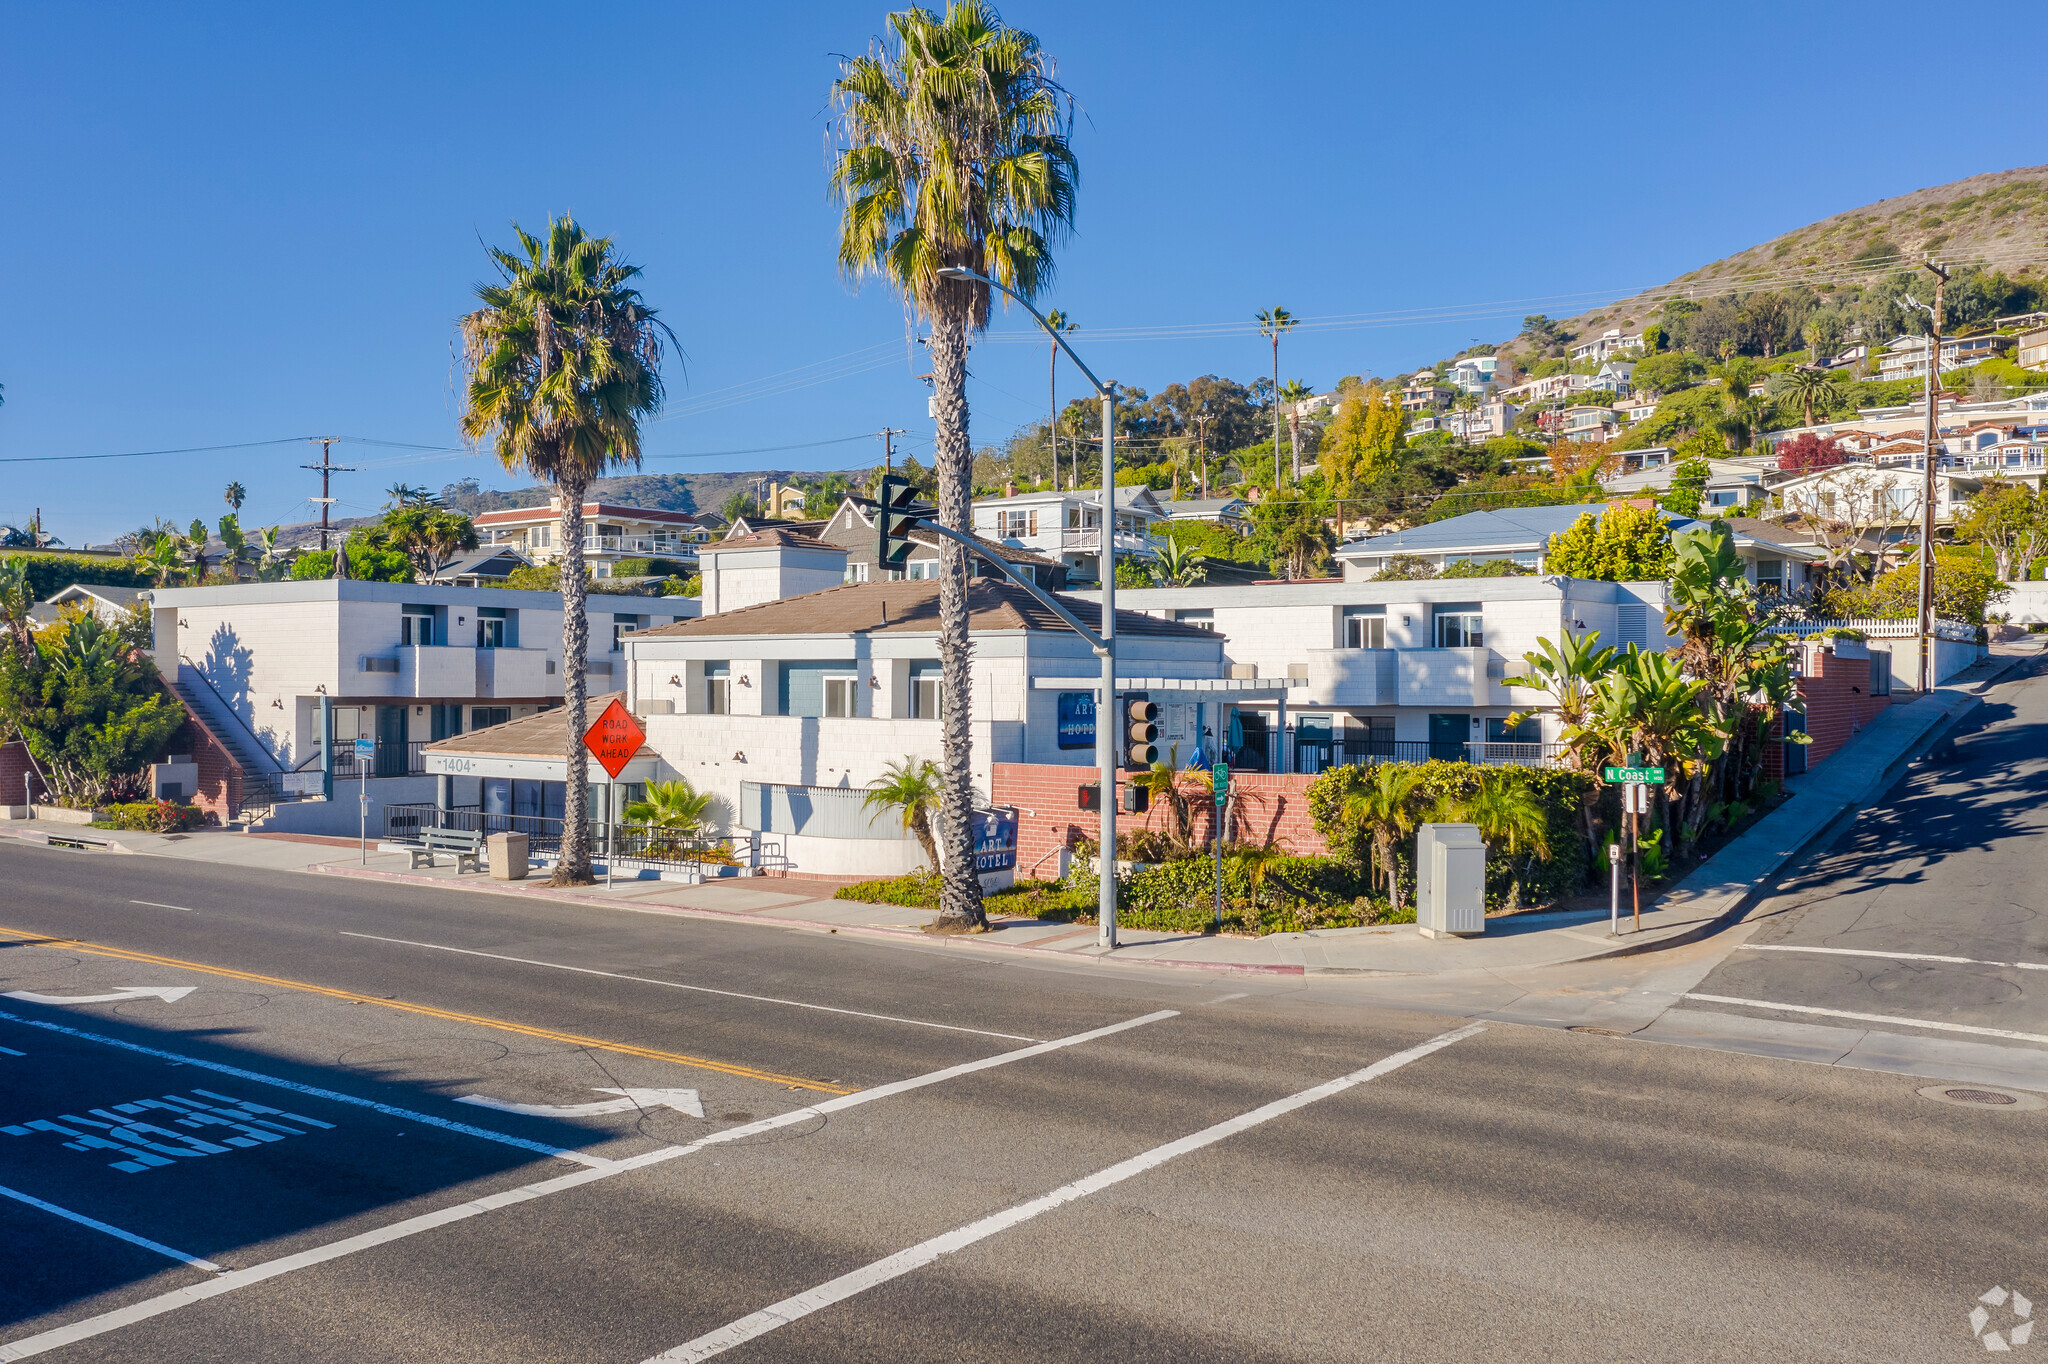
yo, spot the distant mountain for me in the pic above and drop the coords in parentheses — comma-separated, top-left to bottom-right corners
(1554, 164, 2048, 340)
(435, 469, 806, 520)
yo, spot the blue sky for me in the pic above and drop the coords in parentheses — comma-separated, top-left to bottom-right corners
(2, 1, 2039, 542)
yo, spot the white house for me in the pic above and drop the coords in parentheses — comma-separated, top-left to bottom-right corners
(1569, 328, 1643, 365)
(970, 486, 1167, 582)
(1874, 333, 2014, 382)
(147, 579, 698, 833)
(611, 578, 1235, 874)
(1769, 459, 1980, 531)
(1587, 361, 1637, 395)
(473, 500, 711, 578)
(1448, 355, 1500, 393)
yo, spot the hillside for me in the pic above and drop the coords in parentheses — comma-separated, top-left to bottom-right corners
(1556, 165, 2048, 341)
(433, 469, 803, 520)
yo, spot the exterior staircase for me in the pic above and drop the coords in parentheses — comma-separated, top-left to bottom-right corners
(168, 663, 306, 817)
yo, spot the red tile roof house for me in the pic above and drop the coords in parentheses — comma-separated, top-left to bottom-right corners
(472, 500, 711, 579)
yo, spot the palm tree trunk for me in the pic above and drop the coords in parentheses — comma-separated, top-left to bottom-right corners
(553, 478, 594, 886)
(929, 304, 985, 930)
(1049, 342, 1059, 490)
(1289, 412, 1301, 483)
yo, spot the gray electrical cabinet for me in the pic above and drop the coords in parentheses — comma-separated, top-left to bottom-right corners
(1416, 822, 1487, 938)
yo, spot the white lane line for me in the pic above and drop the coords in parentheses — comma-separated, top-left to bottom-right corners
(0, 1009, 1177, 1361)
(1203, 992, 1249, 1005)
(129, 900, 195, 913)
(1741, 943, 2048, 972)
(0, 1045, 24, 1056)
(648, 1021, 1485, 1363)
(0, 1183, 223, 1273)
(337, 931, 1043, 1043)
(1684, 993, 2048, 1046)
(0, 1008, 608, 1170)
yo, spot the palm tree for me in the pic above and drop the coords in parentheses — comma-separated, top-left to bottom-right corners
(223, 481, 246, 514)
(1278, 379, 1313, 482)
(1443, 771, 1551, 909)
(0, 557, 35, 658)
(459, 216, 672, 886)
(864, 757, 944, 873)
(1256, 307, 1296, 488)
(832, 1, 1077, 931)
(1338, 762, 1425, 913)
(1766, 366, 1842, 428)
(1044, 309, 1076, 488)
(1511, 630, 1618, 772)
(625, 777, 715, 834)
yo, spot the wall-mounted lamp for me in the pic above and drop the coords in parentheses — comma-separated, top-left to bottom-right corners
(414, 705, 424, 715)
(668, 674, 682, 686)
(1400, 615, 1412, 626)
(732, 751, 747, 762)
(868, 675, 881, 688)
(271, 698, 284, 710)
(178, 618, 190, 627)
(1572, 619, 1587, 630)
(314, 684, 328, 695)
(738, 675, 752, 687)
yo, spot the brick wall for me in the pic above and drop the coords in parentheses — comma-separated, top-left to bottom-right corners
(1, 740, 39, 804)
(1764, 643, 1894, 782)
(991, 763, 1329, 878)
(156, 679, 243, 823)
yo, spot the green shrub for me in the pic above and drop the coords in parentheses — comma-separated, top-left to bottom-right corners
(1, 553, 151, 599)
(835, 868, 943, 906)
(612, 557, 693, 578)
(99, 800, 206, 832)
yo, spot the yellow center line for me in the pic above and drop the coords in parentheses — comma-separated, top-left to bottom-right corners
(0, 928, 854, 1095)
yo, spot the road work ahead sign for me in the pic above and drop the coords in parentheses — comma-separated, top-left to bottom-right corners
(583, 699, 647, 780)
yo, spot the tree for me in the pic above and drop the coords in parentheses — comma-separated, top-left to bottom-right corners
(0, 558, 35, 659)
(1544, 504, 1674, 581)
(216, 514, 248, 580)
(1279, 379, 1313, 483)
(1784, 465, 1913, 584)
(0, 612, 184, 807)
(1774, 433, 1848, 474)
(253, 526, 291, 582)
(1044, 309, 1077, 489)
(1548, 438, 1617, 482)
(223, 481, 246, 514)
(1767, 367, 1843, 428)
(1508, 629, 1619, 773)
(1661, 457, 1712, 518)
(1831, 550, 2010, 625)
(1802, 307, 1848, 362)
(1248, 490, 1334, 579)
(384, 482, 437, 510)
(624, 777, 715, 834)
(383, 507, 479, 583)
(1255, 307, 1296, 487)
(1442, 772, 1550, 908)
(832, 1, 1077, 931)
(459, 216, 671, 887)
(865, 757, 944, 873)
(1147, 536, 1207, 587)
(1954, 480, 2048, 582)
(1628, 351, 1705, 396)
(1337, 762, 1424, 913)
(1371, 553, 1437, 581)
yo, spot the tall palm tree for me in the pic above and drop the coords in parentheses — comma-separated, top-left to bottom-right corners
(1766, 366, 1843, 428)
(832, 1, 1077, 931)
(1256, 307, 1296, 487)
(223, 481, 246, 514)
(1044, 308, 1076, 488)
(459, 216, 672, 886)
(864, 757, 945, 873)
(0, 558, 35, 659)
(1278, 379, 1313, 482)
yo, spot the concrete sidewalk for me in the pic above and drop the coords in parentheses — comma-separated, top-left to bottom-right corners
(5, 642, 2032, 978)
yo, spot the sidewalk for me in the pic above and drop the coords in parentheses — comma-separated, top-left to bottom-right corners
(5, 643, 2032, 978)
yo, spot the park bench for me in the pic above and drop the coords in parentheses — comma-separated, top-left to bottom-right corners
(409, 827, 483, 873)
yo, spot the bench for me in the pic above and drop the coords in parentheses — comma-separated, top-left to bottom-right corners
(409, 828, 484, 873)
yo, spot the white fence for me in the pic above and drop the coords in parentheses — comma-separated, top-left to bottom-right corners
(1773, 617, 1978, 644)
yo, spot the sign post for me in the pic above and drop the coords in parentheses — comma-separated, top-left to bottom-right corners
(1602, 764, 1662, 936)
(1608, 840, 1622, 936)
(355, 736, 374, 864)
(583, 699, 647, 888)
(1211, 763, 1230, 929)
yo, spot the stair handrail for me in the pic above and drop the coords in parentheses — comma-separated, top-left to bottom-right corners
(176, 655, 288, 773)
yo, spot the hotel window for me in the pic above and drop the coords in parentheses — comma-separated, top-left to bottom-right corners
(1342, 605, 1386, 650)
(823, 676, 857, 718)
(1434, 603, 1483, 649)
(400, 605, 434, 647)
(469, 706, 510, 731)
(704, 662, 730, 715)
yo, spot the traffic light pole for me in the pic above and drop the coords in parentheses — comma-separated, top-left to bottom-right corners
(933, 265, 1122, 949)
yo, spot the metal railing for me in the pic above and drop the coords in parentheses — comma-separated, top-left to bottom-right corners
(383, 804, 786, 873)
(331, 740, 430, 780)
(1282, 734, 1568, 774)
(1057, 527, 1163, 556)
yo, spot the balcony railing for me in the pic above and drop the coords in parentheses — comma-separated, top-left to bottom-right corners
(1057, 527, 1163, 556)
(331, 740, 429, 780)
(582, 535, 698, 556)
(1276, 734, 1569, 774)
(383, 804, 788, 873)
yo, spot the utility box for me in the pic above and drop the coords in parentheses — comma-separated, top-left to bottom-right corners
(152, 757, 199, 804)
(1416, 822, 1486, 938)
(487, 832, 530, 881)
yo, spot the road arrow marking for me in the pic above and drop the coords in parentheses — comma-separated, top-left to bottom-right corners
(455, 1087, 704, 1119)
(2, 986, 196, 1005)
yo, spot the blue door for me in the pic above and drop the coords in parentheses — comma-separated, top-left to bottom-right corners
(1783, 710, 1808, 775)
(1428, 713, 1468, 763)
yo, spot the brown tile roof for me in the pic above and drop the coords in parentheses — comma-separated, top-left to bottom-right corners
(422, 693, 649, 760)
(635, 578, 1216, 640)
(701, 526, 842, 554)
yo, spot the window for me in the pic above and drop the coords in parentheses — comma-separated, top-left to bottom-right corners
(470, 706, 510, 731)
(1485, 715, 1541, 743)
(1175, 608, 1215, 631)
(529, 525, 551, 549)
(705, 662, 730, 715)
(1000, 510, 1037, 537)
(1434, 603, 1483, 648)
(823, 676, 857, 718)
(611, 614, 648, 651)
(843, 561, 870, 584)
(911, 675, 943, 720)
(906, 560, 935, 580)
(476, 607, 508, 649)
(1342, 605, 1386, 650)
(400, 605, 434, 647)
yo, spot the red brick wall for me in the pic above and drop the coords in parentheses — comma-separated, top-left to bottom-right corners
(1, 740, 39, 804)
(991, 763, 1329, 878)
(1763, 644, 1894, 781)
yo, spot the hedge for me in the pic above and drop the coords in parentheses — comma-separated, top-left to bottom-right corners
(92, 801, 207, 832)
(612, 557, 693, 578)
(2, 553, 152, 599)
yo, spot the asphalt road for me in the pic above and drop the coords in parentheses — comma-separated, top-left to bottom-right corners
(1684, 652, 2048, 1053)
(2, 837, 2044, 1361)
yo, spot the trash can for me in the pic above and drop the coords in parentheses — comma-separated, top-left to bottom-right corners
(487, 832, 529, 881)
(1416, 822, 1486, 938)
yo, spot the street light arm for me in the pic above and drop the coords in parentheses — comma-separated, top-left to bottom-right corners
(907, 518, 1108, 654)
(937, 266, 1107, 394)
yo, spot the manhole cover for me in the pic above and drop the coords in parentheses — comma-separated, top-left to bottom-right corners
(1917, 1084, 2043, 1111)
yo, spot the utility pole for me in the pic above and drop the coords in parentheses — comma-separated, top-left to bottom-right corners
(300, 438, 356, 551)
(877, 426, 905, 478)
(1192, 413, 1214, 498)
(1915, 261, 1949, 695)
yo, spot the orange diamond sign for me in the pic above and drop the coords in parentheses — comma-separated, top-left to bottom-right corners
(582, 698, 647, 779)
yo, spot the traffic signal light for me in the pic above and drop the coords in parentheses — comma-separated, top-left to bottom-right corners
(875, 474, 923, 572)
(1123, 698, 1158, 768)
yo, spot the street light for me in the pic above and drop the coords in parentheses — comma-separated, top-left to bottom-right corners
(938, 264, 1121, 949)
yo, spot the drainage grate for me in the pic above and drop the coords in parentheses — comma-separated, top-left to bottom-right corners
(1945, 1088, 2020, 1106)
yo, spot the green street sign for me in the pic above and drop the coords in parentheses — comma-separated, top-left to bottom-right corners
(1602, 765, 1666, 784)
(1212, 762, 1229, 803)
